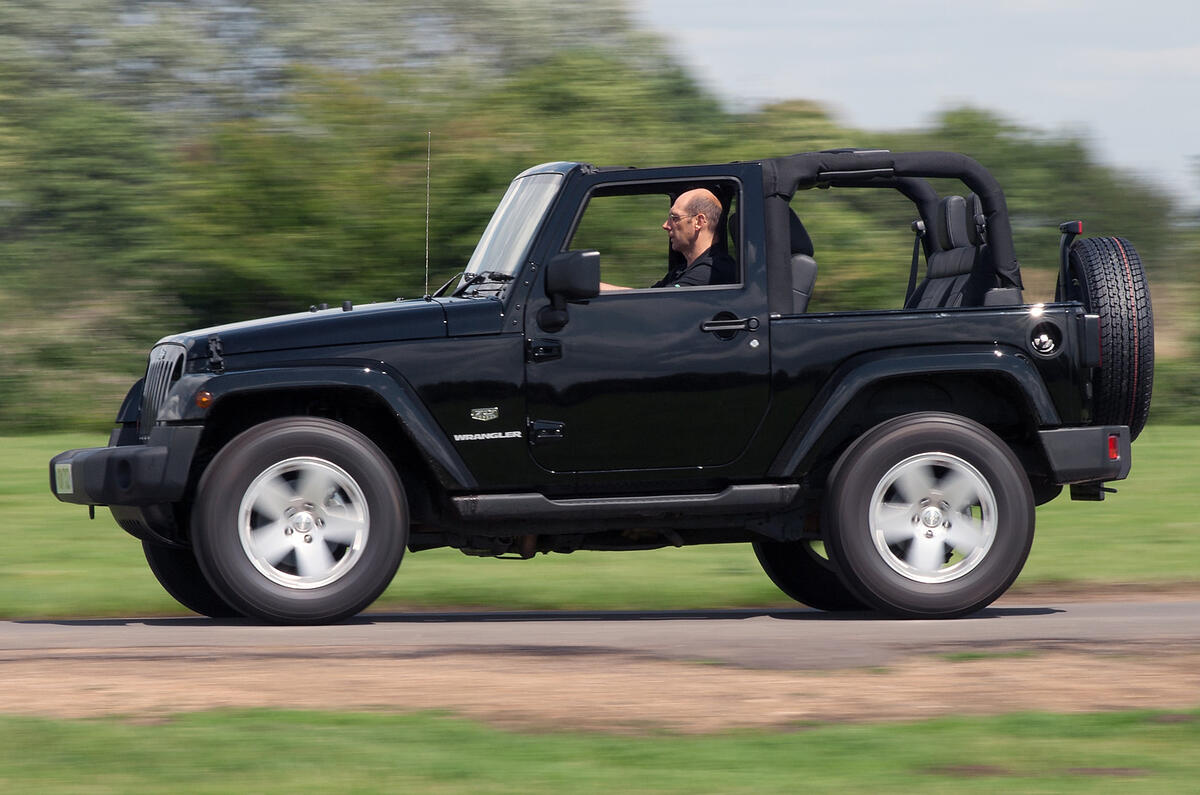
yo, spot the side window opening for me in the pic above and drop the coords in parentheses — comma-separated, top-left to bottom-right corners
(569, 192, 665, 288)
(567, 182, 741, 291)
(788, 187, 914, 312)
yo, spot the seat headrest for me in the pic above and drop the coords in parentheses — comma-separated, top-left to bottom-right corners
(789, 208, 814, 257)
(935, 195, 972, 250)
(965, 193, 985, 246)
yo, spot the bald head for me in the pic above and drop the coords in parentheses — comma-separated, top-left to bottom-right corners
(680, 189, 722, 229)
(663, 188, 723, 265)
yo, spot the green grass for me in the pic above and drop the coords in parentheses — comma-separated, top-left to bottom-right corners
(1026, 424, 1200, 584)
(0, 709, 1197, 793)
(4, 425, 1198, 619)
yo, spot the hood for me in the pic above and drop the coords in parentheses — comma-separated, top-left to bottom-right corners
(159, 296, 504, 359)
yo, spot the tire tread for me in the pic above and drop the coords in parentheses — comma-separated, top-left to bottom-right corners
(1066, 236, 1154, 439)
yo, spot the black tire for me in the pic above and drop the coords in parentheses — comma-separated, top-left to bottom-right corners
(191, 417, 408, 625)
(753, 538, 868, 611)
(1058, 236, 1154, 440)
(823, 413, 1034, 619)
(142, 540, 242, 618)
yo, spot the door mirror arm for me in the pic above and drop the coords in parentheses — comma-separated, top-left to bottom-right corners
(537, 295, 570, 333)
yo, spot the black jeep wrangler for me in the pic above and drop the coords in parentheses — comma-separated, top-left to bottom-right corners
(50, 149, 1153, 624)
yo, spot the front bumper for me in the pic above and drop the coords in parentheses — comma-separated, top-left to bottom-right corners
(1038, 425, 1131, 484)
(50, 425, 203, 506)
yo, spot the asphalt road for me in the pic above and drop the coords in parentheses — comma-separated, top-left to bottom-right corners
(4, 600, 1198, 669)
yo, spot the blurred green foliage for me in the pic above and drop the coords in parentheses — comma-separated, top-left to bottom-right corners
(0, 2, 1195, 433)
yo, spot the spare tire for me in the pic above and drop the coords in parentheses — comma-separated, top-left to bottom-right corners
(1058, 237, 1153, 440)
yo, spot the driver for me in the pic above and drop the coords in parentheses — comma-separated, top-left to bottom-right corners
(600, 188, 736, 291)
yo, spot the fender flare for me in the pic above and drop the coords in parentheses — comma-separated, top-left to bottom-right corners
(173, 363, 477, 490)
(768, 346, 1060, 478)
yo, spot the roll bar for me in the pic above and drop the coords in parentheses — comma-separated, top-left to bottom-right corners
(761, 150, 1022, 315)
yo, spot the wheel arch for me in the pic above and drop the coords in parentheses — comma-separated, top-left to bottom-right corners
(771, 350, 1060, 501)
(183, 368, 474, 531)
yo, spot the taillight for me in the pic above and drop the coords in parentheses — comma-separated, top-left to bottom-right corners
(1108, 434, 1120, 461)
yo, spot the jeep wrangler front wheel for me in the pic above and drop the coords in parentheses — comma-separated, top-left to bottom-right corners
(824, 413, 1034, 618)
(142, 540, 242, 618)
(191, 417, 408, 624)
(753, 538, 868, 611)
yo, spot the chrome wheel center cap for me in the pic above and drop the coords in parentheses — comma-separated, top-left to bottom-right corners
(920, 506, 944, 529)
(289, 512, 316, 534)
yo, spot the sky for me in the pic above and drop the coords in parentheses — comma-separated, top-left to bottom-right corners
(631, 0, 1200, 208)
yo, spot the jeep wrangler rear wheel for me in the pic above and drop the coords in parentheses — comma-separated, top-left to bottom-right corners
(1059, 236, 1154, 440)
(191, 417, 407, 624)
(824, 413, 1034, 618)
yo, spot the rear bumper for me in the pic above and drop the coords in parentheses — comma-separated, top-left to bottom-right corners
(1038, 425, 1131, 484)
(50, 425, 203, 506)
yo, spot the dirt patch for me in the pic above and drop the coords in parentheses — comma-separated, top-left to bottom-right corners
(1001, 581, 1200, 603)
(1, 642, 1197, 733)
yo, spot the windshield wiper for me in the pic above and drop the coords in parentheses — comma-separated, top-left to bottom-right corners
(450, 270, 515, 298)
(429, 271, 467, 299)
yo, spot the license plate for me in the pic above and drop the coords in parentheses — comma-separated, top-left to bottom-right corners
(54, 463, 74, 495)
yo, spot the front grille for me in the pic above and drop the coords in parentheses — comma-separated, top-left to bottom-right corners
(138, 344, 187, 441)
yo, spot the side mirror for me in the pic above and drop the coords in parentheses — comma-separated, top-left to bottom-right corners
(545, 249, 600, 301)
(539, 250, 600, 332)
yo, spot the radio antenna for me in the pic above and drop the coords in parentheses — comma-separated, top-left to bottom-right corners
(424, 130, 432, 296)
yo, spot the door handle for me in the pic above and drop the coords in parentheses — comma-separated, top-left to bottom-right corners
(529, 419, 565, 443)
(700, 316, 759, 334)
(526, 338, 563, 363)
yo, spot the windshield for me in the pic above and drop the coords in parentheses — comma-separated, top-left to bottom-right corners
(460, 172, 563, 291)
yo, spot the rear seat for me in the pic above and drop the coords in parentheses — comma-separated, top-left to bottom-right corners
(906, 194, 1000, 308)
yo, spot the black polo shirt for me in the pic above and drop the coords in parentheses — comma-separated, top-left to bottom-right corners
(652, 246, 737, 288)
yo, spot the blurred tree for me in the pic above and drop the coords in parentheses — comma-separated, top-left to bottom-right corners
(0, 69, 175, 431)
(162, 49, 735, 321)
(883, 107, 1174, 288)
(0, 0, 657, 126)
(0, 4, 1194, 431)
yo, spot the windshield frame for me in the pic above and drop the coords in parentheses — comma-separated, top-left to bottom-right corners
(459, 171, 565, 294)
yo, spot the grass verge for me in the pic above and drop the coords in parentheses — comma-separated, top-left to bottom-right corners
(1, 709, 1197, 793)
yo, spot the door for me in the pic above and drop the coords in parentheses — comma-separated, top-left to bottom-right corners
(523, 175, 770, 473)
